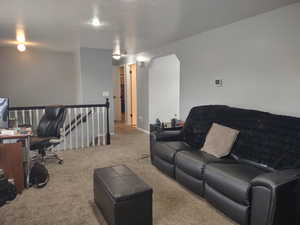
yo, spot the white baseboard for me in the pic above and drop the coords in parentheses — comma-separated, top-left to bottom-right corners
(136, 127, 150, 134)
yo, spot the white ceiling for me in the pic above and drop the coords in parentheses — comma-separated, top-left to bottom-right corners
(0, 0, 299, 54)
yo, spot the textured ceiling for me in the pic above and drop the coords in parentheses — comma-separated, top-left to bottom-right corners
(0, 0, 299, 53)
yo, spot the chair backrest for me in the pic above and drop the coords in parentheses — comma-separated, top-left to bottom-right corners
(37, 106, 66, 138)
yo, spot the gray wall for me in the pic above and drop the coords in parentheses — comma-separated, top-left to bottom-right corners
(0, 47, 79, 106)
(0, 46, 115, 132)
(137, 64, 149, 130)
(80, 47, 114, 131)
(137, 2, 300, 130)
(149, 54, 180, 123)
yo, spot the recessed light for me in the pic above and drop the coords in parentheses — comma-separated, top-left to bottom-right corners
(17, 43, 26, 52)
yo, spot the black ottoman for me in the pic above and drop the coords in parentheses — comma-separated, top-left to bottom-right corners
(94, 165, 153, 225)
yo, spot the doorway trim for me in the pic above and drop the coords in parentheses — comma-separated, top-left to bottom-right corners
(124, 64, 137, 127)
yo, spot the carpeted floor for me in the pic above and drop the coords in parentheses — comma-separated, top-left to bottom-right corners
(0, 123, 236, 225)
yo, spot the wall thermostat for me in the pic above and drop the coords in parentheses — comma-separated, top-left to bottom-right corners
(215, 79, 223, 87)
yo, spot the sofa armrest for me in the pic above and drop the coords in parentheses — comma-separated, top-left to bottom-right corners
(149, 129, 183, 162)
(162, 126, 184, 131)
(250, 169, 300, 225)
(151, 130, 183, 142)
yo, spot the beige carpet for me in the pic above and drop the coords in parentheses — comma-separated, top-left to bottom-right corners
(0, 124, 236, 225)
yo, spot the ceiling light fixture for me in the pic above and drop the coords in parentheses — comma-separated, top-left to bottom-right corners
(17, 43, 26, 52)
(16, 26, 27, 52)
(16, 30, 26, 43)
(91, 17, 101, 27)
(136, 55, 148, 62)
(112, 53, 122, 60)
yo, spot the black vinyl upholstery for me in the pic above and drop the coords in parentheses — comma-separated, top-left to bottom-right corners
(94, 165, 152, 225)
(150, 105, 300, 225)
(204, 163, 268, 205)
(152, 142, 190, 164)
(151, 130, 183, 142)
(175, 151, 232, 180)
(205, 184, 250, 225)
(37, 107, 66, 138)
(152, 155, 175, 177)
(31, 106, 66, 150)
(174, 151, 234, 195)
(175, 167, 205, 196)
(250, 169, 300, 225)
(151, 141, 190, 177)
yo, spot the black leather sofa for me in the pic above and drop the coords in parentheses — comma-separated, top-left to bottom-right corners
(150, 105, 300, 225)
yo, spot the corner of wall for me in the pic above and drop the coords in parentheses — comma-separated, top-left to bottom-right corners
(75, 48, 83, 104)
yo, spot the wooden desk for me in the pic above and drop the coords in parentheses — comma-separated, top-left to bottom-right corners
(0, 134, 31, 193)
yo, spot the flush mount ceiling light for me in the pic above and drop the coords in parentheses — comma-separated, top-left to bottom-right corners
(17, 43, 26, 52)
(16, 29, 26, 43)
(86, 16, 104, 27)
(16, 26, 27, 52)
(91, 17, 101, 27)
(136, 55, 148, 62)
(112, 53, 122, 60)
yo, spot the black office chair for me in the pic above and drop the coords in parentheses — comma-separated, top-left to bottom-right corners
(30, 106, 66, 164)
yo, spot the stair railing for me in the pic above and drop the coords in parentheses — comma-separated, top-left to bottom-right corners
(8, 99, 111, 151)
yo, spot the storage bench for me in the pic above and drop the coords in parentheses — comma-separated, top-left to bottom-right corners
(94, 165, 153, 225)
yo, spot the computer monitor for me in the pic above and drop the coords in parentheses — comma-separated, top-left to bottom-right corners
(0, 98, 9, 129)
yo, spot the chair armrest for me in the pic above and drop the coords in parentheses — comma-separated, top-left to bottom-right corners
(49, 138, 62, 144)
(250, 169, 300, 225)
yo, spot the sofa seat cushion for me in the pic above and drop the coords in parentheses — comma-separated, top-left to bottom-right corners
(204, 163, 268, 205)
(153, 141, 191, 164)
(175, 151, 233, 180)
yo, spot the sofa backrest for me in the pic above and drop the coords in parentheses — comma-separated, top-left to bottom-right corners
(182, 105, 300, 170)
